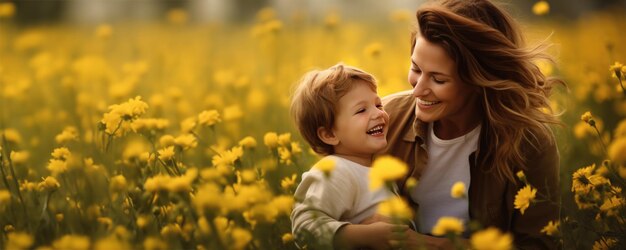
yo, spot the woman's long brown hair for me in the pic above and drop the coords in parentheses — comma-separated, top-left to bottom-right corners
(411, 0, 564, 182)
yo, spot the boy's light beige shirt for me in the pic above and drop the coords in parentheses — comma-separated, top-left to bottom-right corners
(380, 90, 560, 249)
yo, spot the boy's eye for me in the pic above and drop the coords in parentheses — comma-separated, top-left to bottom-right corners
(376, 104, 384, 109)
(355, 108, 365, 114)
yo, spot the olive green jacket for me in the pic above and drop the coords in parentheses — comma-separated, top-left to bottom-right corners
(380, 90, 560, 249)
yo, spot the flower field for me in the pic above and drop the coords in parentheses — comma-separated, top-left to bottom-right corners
(0, 2, 625, 249)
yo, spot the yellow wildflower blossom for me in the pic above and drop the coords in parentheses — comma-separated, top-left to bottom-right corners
(280, 174, 298, 190)
(271, 195, 295, 216)
(431, 216, 464, 236)
(514, 185, 537, 215)
(278, 133, 291, 146)
(198, 110, 221, 127)
(264, 132, 279, 148)
(610, 61, 623, 78)
(278, 146, 292, 165)
(599, 196, 625, 216)
(580, 111, 593, 124)
(540, 220, 560, 236)
(7, 232, 34, 250)
(174, 133, 198, 150)
(53, 235, 90, 250)
(47, 159, 68, 176)
(158, 146, 176, 162)
(572, 164, 595, 194)
(38, 176, 60, 192)
(143, 237, 168, 250)
(369, 156, 407, 190)
(291, 142, 302, 154)
(314, 157, 336, 176)
(470, 227, 512, 250)
(231, 227, 253, 250)
(109, 175, 127, 193)
(3, 128, 22, 144)
(282, 233, 294, 244)
(450, 181, 466, 199)
(179, 117, 197, 133)
(0, 2, 16, 18)
(131, 118, 169, 133)
(10, 151, 29, 165)
(516, 170, 527, 183)
(55, 126, 79, 144)
(377, 196, 413, 221)
(51, 147, 71, 160)
(193, 183, 222, 213)
(159, 134, 176, 147)
(160, 223, 182, 238)
(223, 105, 243, 121)
(144, 175, 171, 192)
(238, 136, 257, 148)
(364, 42, 383, 58)
(608, 137, 626, 164)
(532, 1, 549, 15)
(592, 237, 617, 250)
(0, 189, 10, 205)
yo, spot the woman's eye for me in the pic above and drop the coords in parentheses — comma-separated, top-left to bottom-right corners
(411, 68, 421, 73)
(433, 77, 445, 84)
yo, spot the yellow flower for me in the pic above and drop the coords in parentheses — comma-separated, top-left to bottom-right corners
(264, 132, 279, 148)
(159, 135, 176, 147)
(599, 196, 625, 216)
(291, 142, 302, 154)
(278, 133, 291, 146)
(109, 175, 127, 193)
(3, 128, 22, 144)
(280, 174, 298, 190)
(38, 176, 60, 192)
(514, 185, 537, 215)
(47, 159, 68, 176)
(516, 170, 527, 183)
(540, 220, 560, 236)
(610, 61, 623, 78)
(369, 156, 407, 190)
(53, 235, 90, 250)
(580, 111, 593, 124)
(180, 117, 197, 133)
(277, 147, 292, 165)
(158, 146, 176, 162)
(314, 157, 336, 176)
(223, 105, 243, 121)
(532, 1, 550, 16)
(131, 118, 169, 133)
(160, 223, 182, 238)
(270, 195, 295, 216)
(231, 227, 252, 250)
(198, 110, 221, 127)
(431, 216, 464, 236)
(0, 189, 10, 204)
(193, 183, 222, 213)
(377, 197, 413, 221)
(144, 175, 171, 192)
(450, 181, 466, 199)
(324, 11, 340, 28)
(238, 136, 257, 148)
(608, 137, 626, 164)
(7, 232, 34, 250)
(470, 227, 512, 250)
(0, 2, 16, 18)
(282, 233, 294, 244)
(592, 237, 617, 250)
(143, 237, 168, 250)
(10, 151, 29, 165)
(55, 126, 79, 144)
(405, 177, 418, 190)
(572, 164, 595, 194)
(174, 133, 198, 150)
(51, 147, 71, 160)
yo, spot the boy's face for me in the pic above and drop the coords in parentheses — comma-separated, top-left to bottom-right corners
(331, 81, 389, 158)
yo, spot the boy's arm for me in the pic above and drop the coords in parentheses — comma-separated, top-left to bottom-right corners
(335, 222, 409, 250)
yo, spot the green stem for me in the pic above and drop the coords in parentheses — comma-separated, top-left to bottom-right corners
(592, 125, 608, 154)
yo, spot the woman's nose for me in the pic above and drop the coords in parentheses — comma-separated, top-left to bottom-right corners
(412, 75, 428, 97)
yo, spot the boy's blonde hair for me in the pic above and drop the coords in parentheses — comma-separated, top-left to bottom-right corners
(290, 63, 377, 155)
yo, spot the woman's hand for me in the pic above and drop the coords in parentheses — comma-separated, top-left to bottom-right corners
(335, 222, 409, 250)
(404, 230, 469, 250)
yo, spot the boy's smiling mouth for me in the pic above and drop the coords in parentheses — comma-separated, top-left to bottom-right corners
(366, 124, 385, 135)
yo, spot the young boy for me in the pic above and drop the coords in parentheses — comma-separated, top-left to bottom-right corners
(290, 64, 408, 249)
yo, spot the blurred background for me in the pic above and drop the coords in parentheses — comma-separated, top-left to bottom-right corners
(1, 0, 626, 249)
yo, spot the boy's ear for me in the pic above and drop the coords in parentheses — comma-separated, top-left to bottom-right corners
(317, 127, 339, 146)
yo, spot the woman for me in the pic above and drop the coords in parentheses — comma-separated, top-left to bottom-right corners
(381, 0, 562, 249)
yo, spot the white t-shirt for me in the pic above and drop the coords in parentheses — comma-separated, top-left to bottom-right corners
(410, 123, 481, 235)
(291, 155, 394, 248)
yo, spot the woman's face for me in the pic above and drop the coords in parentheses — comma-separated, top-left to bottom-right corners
(408, 35, 480, 127)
